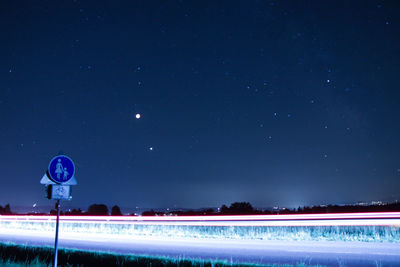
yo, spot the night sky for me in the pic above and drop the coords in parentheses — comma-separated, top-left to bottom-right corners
(1, 1, 400, 211)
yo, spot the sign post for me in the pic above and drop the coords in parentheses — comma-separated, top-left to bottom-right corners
(41, 155, 77, 267)
(54, 199, 60, 267)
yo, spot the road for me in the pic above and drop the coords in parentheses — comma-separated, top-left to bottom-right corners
(0, 213, 400, 266)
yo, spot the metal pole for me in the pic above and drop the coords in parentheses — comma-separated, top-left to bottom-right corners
(53, 199, 60, 267)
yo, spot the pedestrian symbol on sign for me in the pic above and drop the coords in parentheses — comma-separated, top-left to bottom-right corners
(55, 159, 63, 179)
(48, 155, 75, 184)
(63, 168, 69, 179)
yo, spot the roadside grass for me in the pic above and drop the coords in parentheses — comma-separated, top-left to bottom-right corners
(0, 242, 260, 267)
(0, 242, 325, 267)
(2, 220, 399, 243)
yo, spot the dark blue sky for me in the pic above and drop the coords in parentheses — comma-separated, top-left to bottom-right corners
(1, 0, 399, 210)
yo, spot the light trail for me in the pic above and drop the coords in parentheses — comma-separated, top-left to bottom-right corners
(1, 212, 399, 244)
(1, 212, 400, 226)
(1, 212, 399, 265)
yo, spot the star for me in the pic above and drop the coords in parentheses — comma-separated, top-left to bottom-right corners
(135, 114, 141, 119)
(149, 147, 154, 151)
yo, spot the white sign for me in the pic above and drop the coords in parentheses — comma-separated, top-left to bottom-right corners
(50, 185, 71, 200)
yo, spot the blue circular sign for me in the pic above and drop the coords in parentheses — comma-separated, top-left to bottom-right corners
(48, 155, 75, 184)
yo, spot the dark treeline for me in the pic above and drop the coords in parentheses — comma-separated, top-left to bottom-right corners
(49, 204, 123, 216)
(2, 202, 400, 216)
(0, 204, 12, 215)
(296, 203, 400, 214)
(142, 201, 400, 216)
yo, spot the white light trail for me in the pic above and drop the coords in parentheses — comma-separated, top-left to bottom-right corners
(1, 212, 400, 226)
(1, 212, 399, 265)
(1, 212, 400, 245)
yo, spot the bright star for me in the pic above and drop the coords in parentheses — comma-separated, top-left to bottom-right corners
(135, 114, 141, 119)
